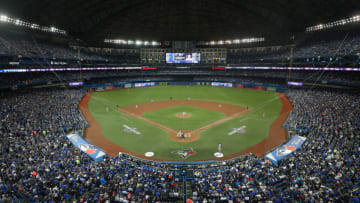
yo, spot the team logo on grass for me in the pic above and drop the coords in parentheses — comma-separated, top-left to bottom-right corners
(122, 125, 141, 135)
(172, 148, 196, 159)
(228, 125, 247, 136)
(235, 128, 246, 134)
(276, 145, 296, 156)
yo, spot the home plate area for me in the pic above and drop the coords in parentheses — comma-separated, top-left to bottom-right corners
(176, 130, 192, 139)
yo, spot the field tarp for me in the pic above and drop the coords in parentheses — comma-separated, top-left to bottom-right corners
(66, 133, 106, 162)
(265, 135, 306, 164)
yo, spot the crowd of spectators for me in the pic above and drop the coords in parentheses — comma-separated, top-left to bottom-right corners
(1, 33, 360, 66)
(0, 85, 358, 202)
(0, 69, 358, 88)
(285, 36, 360, 59)
(0, 88, 184, 202)
(0, 37, 105, 61)
(189, 89, 360, 202)
(228, 35, 360, 64)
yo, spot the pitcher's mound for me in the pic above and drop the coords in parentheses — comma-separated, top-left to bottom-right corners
(176, 112, 192, 118)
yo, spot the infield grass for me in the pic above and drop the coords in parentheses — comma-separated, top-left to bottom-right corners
(142, 105, 227, 130)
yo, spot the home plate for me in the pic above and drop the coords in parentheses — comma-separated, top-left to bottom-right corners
(145, 152, 154, 157)
(214, 152, 224, 158)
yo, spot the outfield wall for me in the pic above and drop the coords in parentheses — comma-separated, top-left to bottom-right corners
(85, 80, 287, 93)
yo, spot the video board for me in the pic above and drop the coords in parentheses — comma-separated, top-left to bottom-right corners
(166, 53, 200, 64)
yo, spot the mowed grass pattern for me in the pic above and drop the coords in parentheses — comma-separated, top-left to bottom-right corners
(88, 86, 283, 161)
(142, 105, 227, 130)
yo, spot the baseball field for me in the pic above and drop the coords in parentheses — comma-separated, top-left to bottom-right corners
(79, 86, 293, 161)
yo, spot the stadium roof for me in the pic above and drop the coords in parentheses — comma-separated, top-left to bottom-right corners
(0, 0, 359, 42)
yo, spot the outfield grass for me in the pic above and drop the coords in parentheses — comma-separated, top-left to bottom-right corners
(142, 105, 227, 130)
(88, 86, 283, 161)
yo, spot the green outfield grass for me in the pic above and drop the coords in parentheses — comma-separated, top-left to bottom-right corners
(142, 105, 227, 130)
(88, 86, 283, 161)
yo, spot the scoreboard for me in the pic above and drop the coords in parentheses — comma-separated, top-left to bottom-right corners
(166, 53, 200, 64)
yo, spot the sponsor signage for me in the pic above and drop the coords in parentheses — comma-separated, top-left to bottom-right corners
(0, 66, 359, 73)
(265, 135, 306, 164)
(142, 67, 157, 70)
(287, 81, 303, 86)
(211, 82, 233, 87)
(134, 82, 156, 87)
(212, 66, 226, 70)
(66, 133, 106, 162)
(69, 81, 84, 86)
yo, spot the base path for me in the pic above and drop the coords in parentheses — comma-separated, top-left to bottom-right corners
(79, 92, 293, 161)
(118, 100, 250, 142)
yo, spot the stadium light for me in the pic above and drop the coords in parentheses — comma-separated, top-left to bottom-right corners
(135, 40, 143, 45)
(0, 14, 66, 34)
(104, 39, 160, 46)
(306, 15, 360, 32)
(206, 37, 264, 46)
(355, 15, 360, 22)
(0, 15, 8, 22)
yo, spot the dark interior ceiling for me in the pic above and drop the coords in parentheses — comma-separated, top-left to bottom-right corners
(0, 0, 360, 42)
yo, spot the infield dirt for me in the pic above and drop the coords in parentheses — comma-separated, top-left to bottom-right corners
(118, 100, 250, 142)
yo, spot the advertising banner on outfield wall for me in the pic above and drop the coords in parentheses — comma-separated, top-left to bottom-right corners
(255, 86, 265, 91)
(265, 135, 306, 164)
(211, 82, 233, 87)
(105, 86, 114, 91)
(134, 82, 156, 87)
(266, 87, 277, 91)
(66, 133, 106, 162)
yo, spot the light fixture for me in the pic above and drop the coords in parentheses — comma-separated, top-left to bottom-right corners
(104, 39, 160, 46)
(306, 15, 360, 32)
(0, 14, 65, 34)
(135, 40, 143, 45)
(0, 15, 8, 22)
